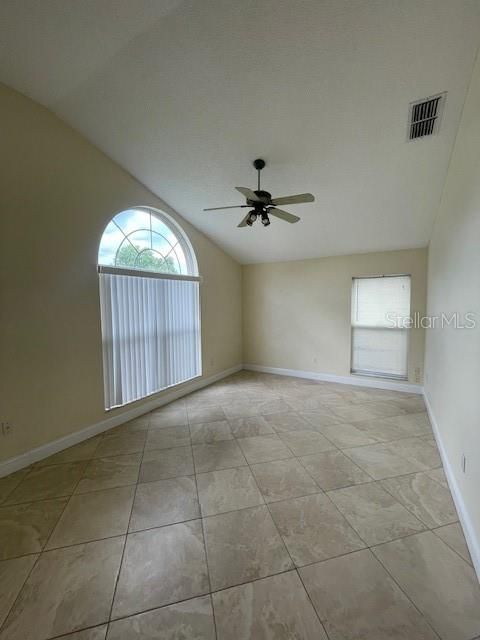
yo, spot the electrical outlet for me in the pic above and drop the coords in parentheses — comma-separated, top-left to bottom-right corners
(312, 357, 318, 364)
(461, 454, 466, 473)
(1, 422, 13, 436)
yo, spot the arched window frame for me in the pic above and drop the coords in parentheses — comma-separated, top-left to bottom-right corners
(98, 206, 199, 277)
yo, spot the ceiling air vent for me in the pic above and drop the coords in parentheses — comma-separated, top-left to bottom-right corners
(408, 92, 446, 141)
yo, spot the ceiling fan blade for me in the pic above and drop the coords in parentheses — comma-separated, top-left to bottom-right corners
(268, 208, 300, 223)
(271, 193, 315, 206)
(237, 213, 251, 228)
(203, 205, 248, 211)
(235, 186, 261, 202)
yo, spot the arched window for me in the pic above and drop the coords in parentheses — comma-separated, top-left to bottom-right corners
(98, 207, 197, 276)
(98, 207, 201, 409)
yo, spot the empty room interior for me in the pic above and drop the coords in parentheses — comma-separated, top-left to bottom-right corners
(1, 1, 480, 639)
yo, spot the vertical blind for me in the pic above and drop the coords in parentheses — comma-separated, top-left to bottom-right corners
(99, 268, 201, 409)
(351, 275, 411, 379)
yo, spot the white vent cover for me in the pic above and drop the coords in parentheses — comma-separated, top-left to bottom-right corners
(408, 93, 446, 140)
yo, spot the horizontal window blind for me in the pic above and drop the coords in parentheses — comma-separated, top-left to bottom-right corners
(351, 275, 411, 379)
(99, 270, 201, 409)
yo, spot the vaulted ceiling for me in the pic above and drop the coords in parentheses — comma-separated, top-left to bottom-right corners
(1, 0, 479, 263)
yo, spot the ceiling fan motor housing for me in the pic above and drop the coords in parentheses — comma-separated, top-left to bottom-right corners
(252, 190, 271, 206)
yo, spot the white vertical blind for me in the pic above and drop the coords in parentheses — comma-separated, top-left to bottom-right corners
(351, 275, 411, 379)
(99, 270, 201, 409)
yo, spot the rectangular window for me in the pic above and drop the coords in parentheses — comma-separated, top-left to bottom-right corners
(351, 275, 411, 380)
(99, 267, 201, 409)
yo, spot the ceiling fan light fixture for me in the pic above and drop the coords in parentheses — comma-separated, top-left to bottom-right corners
(203, 158, 315, 228)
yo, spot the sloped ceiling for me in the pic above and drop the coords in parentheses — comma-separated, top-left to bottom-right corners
(1, 0, 479, 263)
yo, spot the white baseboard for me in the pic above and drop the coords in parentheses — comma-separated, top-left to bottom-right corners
(244, 363, 423, 394)
(0, 364, 242, 479)
(423, 391, 480, 582)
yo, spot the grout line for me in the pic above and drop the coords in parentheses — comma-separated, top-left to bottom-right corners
(431, 526, 474, 568)
(105, 411, 149, 629)
(295, 565, 333, 640)
(187, 414, 219, 640)
(370, 543, 443, 640)
(0, 457, 92, 634)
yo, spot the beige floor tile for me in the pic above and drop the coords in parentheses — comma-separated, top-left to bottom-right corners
(112, 521, 209, 618)
(286, 396, 338, 412)
(318, 394, 357, 408)
(255, 398, 293, 415)
(299, 549, 438, 640)
(383, 411, 432, 436)
(108, 596, 215, 639)
(0, 498, 67, 559)
(315, 421, 380, 448)
(149, 405, 187, 428)
(388, 396, 426, 414)
(4, 462, 87, 505)
(278, 429, 335, 455)
(0, 469, 31, 504)
(269, 493, 365, 566)
(297, 409, 341, 428)
(434, 522, 472, 565)
(373, 531, 480, 640)
(343, 442, 424, 479)
(129, 476, 199, 531)
(145, 425, 190, 450)
(332, 401, 405, 423)
(196, 467, 264, 516)
(237, 434, 293, 464)
(420, 433, 437, 447)
(228, 416, 275, 438)
(1, 537, 123, 640)
(95, 432, 146, 457)
(0, 555, 38, 627)
(380, 472, 458, 528)
(299, 450, 371, 490)
(212, 571, 328, 640)
(426, 466, 449, 489)
(328, 482, 426, 545)
(349, 388, 401, 403)
(34, 437, 101, 467)
(193, 440, 246, 473)
(391, 436, 442, 469)
(352, 417, 412, 442)
(46, 486, 135, 548)
(222, 399, 265, 419)
(250, 458, 320, 503)
(190, 420, 233, 444)
(139, 446, 193, 482)
(203, 505, 292, 590)
(262, 412, 311, 433)
(223, 398, 291, 419)
(188, 405, 226, 424)
(56, 626, 107, 639)
(75, 454, 141, 494)
(109, 415, 150, 434)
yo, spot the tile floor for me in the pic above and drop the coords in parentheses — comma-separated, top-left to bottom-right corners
(0, 371, 479, 640)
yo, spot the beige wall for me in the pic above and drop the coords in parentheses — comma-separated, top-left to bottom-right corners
(0, 84, 242, 463)
(243, 249, 427, 384)
(424, 51, 480, 566)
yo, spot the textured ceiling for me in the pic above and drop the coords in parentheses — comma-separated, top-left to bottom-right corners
(1, 0, 479, 263)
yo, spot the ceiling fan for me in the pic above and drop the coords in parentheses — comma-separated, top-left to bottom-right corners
(203, 159, 315, 228)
